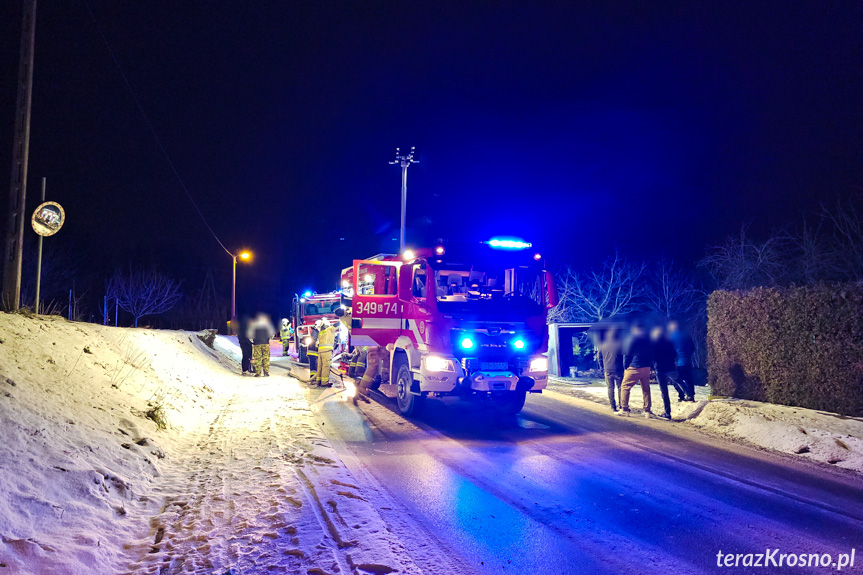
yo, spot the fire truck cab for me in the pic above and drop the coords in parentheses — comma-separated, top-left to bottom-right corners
(292, 292, 342, 363)
(344, 240, 554, 416)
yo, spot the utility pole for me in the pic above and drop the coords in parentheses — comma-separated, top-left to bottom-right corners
(389, 147, 419, 253)
(3, 0, 38, 311)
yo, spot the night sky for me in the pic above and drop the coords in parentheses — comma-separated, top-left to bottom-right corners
(1, 1, 862, 318)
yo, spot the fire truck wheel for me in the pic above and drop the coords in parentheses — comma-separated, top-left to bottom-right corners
(394, 354, 422, 416)
(497, 390, 527, 415)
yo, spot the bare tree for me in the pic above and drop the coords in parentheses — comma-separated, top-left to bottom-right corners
(822, 197, 863, 281)
(109, 268, 182, 327)
(789, 219, 843, 284)
(549, 251, 645, 323)
(645, 257, 701, 318)
(699, 226, 788, 290)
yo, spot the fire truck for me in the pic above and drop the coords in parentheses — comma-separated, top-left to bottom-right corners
(341, 239, 555, 416)
(292, 291, 343, 363)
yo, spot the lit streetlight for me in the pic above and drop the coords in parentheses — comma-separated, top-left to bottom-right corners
(231, 250, 252, 320)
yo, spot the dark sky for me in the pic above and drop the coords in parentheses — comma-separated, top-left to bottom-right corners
(2, 1, 862, 317)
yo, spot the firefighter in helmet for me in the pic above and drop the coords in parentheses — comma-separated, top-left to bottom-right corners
(280, 318, 293, 357)
(315, 318, 336, 387)
(307, 320, 320, 384)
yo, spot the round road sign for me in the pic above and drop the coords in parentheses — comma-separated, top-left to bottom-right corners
(31, 201, 65, 237)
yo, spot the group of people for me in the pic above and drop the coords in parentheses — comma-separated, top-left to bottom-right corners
(306, 314, 390, 401)
(230, 309, 390, 404)
(597, 319, 696, 420)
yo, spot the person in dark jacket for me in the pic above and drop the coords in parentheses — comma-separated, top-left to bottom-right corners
(598, 327, 624, 411)
(618, 322, 654, 417)
(247, 312, 275, 377)
(651, 325, 686, 420)
(235, 314, 255, 376)
(668, 320, 696, 402)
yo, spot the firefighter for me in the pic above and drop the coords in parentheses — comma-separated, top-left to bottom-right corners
(348, 346, 367, 378)
(354, 345, 385, 405)
(377, 346, 391, 389)
(280, 318, 292, 357)
(307, 320, 320, 385)
(315, 318, 336, 387)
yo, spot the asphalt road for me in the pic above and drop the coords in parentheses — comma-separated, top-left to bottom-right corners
(308, 382, 863, 575)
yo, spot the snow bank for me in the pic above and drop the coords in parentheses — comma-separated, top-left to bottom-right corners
(0, 314, 420, 574)
(547, 377, 863, 473)
(0, 313, 225, 573)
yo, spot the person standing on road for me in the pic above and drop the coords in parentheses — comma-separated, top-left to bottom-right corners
(280, 318, 293, 357)
(314, 319, 336, 388)
(668, 320, 696, 402)
(348, 346, 367, 378)
(307, 321, 321, 385)
(651, 325, 684, 420)
(598, 327, 624, 412)
(235, 314, 255, 376)
(248, 312, 275, 377)
(353, 346, 384, 405)
(618, 321, 654, 417)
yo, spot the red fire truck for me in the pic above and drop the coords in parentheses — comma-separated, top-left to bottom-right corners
(341, 240, 555, 415)
(292, 291, 342, 363)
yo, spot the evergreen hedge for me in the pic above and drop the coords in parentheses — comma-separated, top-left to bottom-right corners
(707, 285, 863, 416)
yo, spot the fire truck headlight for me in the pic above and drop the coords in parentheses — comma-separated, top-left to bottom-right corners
(304, 336, 312, 345)
(424, 356, 454, 372)
(460, 337, 475, 350)
(529, 357, 548, 372)
(513, 338, 526, 350)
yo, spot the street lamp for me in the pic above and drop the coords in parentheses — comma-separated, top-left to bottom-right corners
(231, 249, 252, 320)
(390, 147, 419, 253)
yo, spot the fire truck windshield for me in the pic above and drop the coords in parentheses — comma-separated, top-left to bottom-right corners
(433, 265, 544, 317)
(302, 300, 340, 316)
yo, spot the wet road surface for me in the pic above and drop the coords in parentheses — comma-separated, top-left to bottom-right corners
(311, 384, 863, 575)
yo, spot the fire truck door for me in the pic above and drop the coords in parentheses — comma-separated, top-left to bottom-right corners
(351, 259, 402, 347)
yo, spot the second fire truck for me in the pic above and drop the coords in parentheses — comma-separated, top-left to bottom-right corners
(292, 291, 342, 363)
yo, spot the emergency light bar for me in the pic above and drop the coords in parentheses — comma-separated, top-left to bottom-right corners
(485, 238, 533, 250)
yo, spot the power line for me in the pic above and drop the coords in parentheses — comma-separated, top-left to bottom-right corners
(81, 0, 233, 257)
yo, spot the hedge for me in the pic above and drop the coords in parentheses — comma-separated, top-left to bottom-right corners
(707, 285, 863, 416)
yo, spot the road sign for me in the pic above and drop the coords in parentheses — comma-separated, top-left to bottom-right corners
(31, 201, 64, 237)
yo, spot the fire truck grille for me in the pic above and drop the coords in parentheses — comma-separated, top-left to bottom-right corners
(480, 361, 509, 371)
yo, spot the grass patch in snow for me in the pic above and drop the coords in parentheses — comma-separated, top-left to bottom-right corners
(143, 399, 169, 431)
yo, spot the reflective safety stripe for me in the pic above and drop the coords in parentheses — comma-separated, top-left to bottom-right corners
(361, 318, 402, 329)
(318, 345, 333, 352)
(308, 350, 319, 357)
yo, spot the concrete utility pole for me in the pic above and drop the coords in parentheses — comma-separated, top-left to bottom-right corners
(3, 0, 38, 311)
(389, 147, 419, 253)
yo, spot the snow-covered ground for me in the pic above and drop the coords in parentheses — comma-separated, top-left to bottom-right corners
(0, 312, 420, 574)
(547, 377, 863, 473)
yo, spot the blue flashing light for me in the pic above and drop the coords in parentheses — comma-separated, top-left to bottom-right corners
(302, 291, 313, 298)
(460, 337, 475, 350)
(486, 237, 533, 250)
(513, 338, 526, 350)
